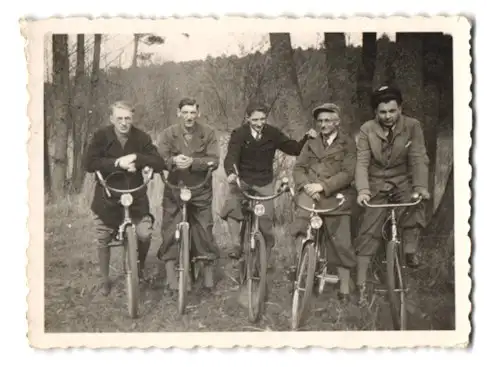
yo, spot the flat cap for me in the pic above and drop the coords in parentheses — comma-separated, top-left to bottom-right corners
(312, 103, 341, 119)
(370, 85, 403, 109)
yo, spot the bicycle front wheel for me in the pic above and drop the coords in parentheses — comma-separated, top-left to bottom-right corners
(125, 225, 140, 319)
(386, 240, 408, 330)
(247, 231, 267, 323)
(291, 241, 317, 330)
(178, 223, 190, 316)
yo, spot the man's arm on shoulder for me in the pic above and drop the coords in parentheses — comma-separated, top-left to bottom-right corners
(84, 129, 120, 173)
(274, 126, 310, 156)
(223, 128, 242, 176)
(408, 119, 429, 191)
(191, 127, 220, 171)
(133, 130, 167, 172)
(355, 126, 372, 196)
(293, 140, 312, 191)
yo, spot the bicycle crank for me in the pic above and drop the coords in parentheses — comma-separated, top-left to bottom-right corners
(317, 272, 339, 294)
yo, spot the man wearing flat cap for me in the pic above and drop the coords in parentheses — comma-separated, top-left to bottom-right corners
(290, 103, 357, 303)
(354, 85, 430, 306)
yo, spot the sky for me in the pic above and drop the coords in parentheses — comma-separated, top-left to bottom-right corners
(44, 32, 395, 81)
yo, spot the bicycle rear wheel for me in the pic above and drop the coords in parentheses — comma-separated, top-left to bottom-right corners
(291, 241, 316, 330)
(386, 240, 408, 330)
(178, 223, 190, 315)
(247, 231, 267, 323)
(125, 225, 140, 318)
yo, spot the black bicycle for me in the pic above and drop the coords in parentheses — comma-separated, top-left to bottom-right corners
(363, 196, 423, 330)
(232, 164, 291, 323)
(95, 166, 154, 319)
(288, 188, 347, 330)
(160, 161, 217, 315)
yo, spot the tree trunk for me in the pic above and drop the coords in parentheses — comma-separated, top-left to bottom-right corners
(426, 166, 453, 237)
(85, 34, 102, 146)
(71, 34, 86, 193)
(50, 34, 70, 200)
(372, 34, 396, 88)
(131, 34, 141, 69)
(356, 33, 377, 130)
(268, 33, 308, 137)
(324, 33, 353, 131)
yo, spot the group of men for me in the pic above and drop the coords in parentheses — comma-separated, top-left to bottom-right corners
(84, 85, 430, 307)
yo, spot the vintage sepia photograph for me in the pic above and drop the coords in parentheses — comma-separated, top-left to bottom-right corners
(24, 16, 472, 348)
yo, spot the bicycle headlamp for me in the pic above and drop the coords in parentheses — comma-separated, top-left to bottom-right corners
(310, 215, 323, 229)
(254, 203, 266, 217)
(180, 188, 192, 202)
(120, 193, 133, 207)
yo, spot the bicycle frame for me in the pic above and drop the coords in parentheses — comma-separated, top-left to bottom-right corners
(95, 166, 154, 247)
(232, 164, 290, 252)
(290, 189, 348, 292)
(161, 161, 217, 262)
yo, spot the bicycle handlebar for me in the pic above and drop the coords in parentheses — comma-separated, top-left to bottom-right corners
(95, 167, 154, 197)
(161, 161, 217, 191)
(289, 187, 347, 214)
(232, 164, 290, 202)
(363, 197, 422, 208)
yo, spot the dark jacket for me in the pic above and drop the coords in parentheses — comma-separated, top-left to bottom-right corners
(355, 115, 429, 197)
(84, 125, 166, 228)
(293, 129, 356, 213)
(224, 123, 309, 186)
(157, 121, 220, 192)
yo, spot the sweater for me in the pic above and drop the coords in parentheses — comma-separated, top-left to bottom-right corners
(224, 123, 309, 186)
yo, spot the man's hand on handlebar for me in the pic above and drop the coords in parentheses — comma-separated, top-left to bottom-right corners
(173, 154, 193, 170)
(227, 173, 237, 184)
(304, 183, 323, 197)
(412, 188, 430, 201)
(357, 193, 371, 207)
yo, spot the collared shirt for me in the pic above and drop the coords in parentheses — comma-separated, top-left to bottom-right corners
(250, 126, 262, 140)
(322, 130, 338, 147)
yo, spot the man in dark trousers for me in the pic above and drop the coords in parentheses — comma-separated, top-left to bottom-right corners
(157, 98, 220, 291)
(354, 86, 430, 306)
(84, 101, 166, 296)
(220, 101, 317, 266)
(290, 103, 357, 304)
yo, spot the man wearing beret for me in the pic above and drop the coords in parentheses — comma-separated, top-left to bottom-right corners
(354, 86, 430, 306)
(290, 103, 357, 303)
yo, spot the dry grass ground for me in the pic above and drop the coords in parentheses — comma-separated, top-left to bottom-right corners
(44, 135, 454, 333)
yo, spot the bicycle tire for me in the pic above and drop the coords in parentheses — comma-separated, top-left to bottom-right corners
(291, 241, 317, 330)
(237, 219, 249, 285)
(178, 222, 190, 316)
(247, 231, 267, 323)
(386, 240, 408, 330)
(125, 225, 140, 319)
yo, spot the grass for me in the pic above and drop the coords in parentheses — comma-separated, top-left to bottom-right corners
(44, 135, 455, 333)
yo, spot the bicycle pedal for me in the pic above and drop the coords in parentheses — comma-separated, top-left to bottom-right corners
(318, 274, 339, 284)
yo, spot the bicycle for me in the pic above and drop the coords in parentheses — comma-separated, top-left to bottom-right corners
(232, 164, 291, 323)
(288, 188, 347, 330)
(363, 196, 423, 330)
(95, 166, 154, 319)
(160, 161, 217, 315)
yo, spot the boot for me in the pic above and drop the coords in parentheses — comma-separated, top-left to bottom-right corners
(203, 263, 214, 289)
(97, 246, 111, 296)
(165, 260, 179, 290)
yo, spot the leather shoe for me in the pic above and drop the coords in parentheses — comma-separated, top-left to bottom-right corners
(406, 253, 420, 268)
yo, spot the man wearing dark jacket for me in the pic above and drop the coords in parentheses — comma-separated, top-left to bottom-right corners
(220, 102, 317, 263)
(84, 101, 166, 295)
(354, 86, 430, 306)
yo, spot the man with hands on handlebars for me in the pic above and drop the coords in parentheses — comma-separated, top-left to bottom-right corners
(84, 101, 167, 296)
(290, 103, 357, 304)
(220, 101, 317, 266)
(354, 86, 430, 305)
(156, 98, 220, 291)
